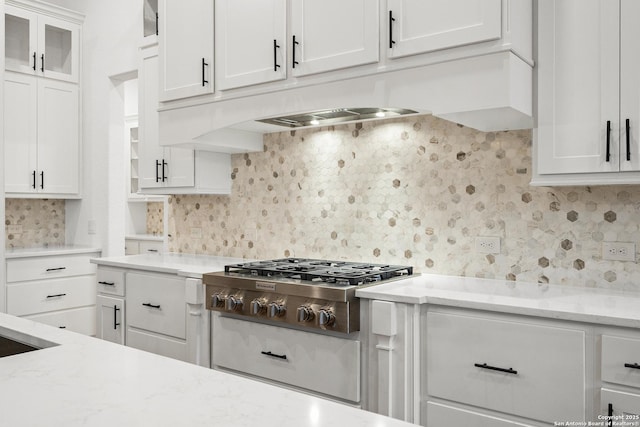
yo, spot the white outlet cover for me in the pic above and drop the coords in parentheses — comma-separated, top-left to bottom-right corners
(475, 236, 501, 254)
(602, 242, 636, 262)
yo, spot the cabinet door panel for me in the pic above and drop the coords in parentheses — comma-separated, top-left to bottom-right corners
(620, 0, 640, 171)
(139, 46, 165, 189)
(28, 306, 97, 336)
(4, 72, 38, 194)
(158, 0, 213, 101)
(96, 295, 125, 344)
(387, 0, 501, 58)
(426, 401, 537, 427)
(166, 148, 194, 188)
(5, 6, 38, 76)
(37, 78, 79, 195)
(38, 14, 80, 83)
(290, 0, 379, 77)
(601, 389, 640, 419)
(536, 0, 620, 174)
(215, 0, 286, 90)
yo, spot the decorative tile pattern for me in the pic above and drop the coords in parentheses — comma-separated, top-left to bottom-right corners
(167, 115, 640, 291)
(5, 199, 65, 248)
(146, 202, 164, 235)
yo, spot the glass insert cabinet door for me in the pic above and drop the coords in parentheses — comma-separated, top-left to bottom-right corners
(5, 5, 80, 83)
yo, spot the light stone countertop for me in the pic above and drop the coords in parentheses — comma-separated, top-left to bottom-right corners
(0, 313, 412, 427)
(90, 252, 249, 278)
(124, 233, 164, 241)
(5, 245, 102, 259)
(356, 273, 640, 328)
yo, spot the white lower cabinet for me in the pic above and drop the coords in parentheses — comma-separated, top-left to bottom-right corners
(599, 330, 640, 421)
(426, 401, 536, 427)
(212, 315, 360, 403)
(94, 265, 208, 366)
(6, 251, 100, 335)
(426, 310, 585, 424)
(601, 389, 640, 419)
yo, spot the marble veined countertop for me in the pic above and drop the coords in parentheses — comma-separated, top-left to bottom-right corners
(91, 252, 249, 279)
(356, 273, 640, 328)
(0, 313, 411, 427)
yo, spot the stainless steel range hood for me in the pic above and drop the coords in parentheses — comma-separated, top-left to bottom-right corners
(158, 51, 533, 153)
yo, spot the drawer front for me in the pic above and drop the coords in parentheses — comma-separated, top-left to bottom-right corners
(601, 388, 640, 418)
(213, 315, 360, 403)
(602, 335, 640, 388)
(97, 267, 125, 296)
(127, 328, 187, 361)
(124, 240, 139, 255)
(126, 272, 186, 339)
(7, 254, 98, 283)
(25, 306, 96, 336)
(425, 401, 536, 427)
(138, 240, 163, 254)
(7, 276, 97, 316)
(426, 311, 585, 422)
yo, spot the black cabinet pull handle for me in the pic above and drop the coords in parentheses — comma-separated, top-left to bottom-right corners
(155, 160, 161, 182)
(273, 39, 281, 72)
(40, 171, 44, 189)
(624, 362, 640, 370)
(98, 281, 115, 286)
(261, 351, 287, 360)
(40, 53, 44, 73)
(46, 267, 66, 272)
(58, 326, 66, 329)
(202, 58, 208, 86)
(142, 303, 161, 309)
(32, 52, 37, 71)
(389, 10, 396, 49)
(46, 293, 66, 298)
(147, 249, 159, 253)
(292, 35, 299, 68)
(626, 118, 631, 161)
(608, 403, 613, 427)
(155, 12, 159, 36)
(32, 170, 36, 189)
(474, 363, 518, 375)
(162, 159, 167, 182)
(606, 120, 611, 162)
(113, 305, 120, 330)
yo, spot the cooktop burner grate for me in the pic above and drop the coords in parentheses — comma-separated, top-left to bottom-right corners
(224, 258, 413, 286)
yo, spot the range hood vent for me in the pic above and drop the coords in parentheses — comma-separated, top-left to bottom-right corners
(257, 108, 418, 129)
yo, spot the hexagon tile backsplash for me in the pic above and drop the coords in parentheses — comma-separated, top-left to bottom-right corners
(5, 199, 65, 249)
(164, 114, 640, 290)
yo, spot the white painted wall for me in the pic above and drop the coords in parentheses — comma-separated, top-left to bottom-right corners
(64, 0, 142, 256)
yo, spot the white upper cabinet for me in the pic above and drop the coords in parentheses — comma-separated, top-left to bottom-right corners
(4, 71, 79, 196)
(158, 0, 213, 101)
(5, 3, 80, 83)
(290, 0, 379, 77)
(534, 0, 640, 184)
(386, 0, 501, 59)
(215, 0, 287, 90)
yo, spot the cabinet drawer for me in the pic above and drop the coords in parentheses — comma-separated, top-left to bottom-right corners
(426, 311, 585, 423)
(213, 315, 360, 403)
(7, 254, 97, 283)
(7, 275, 97, 316)
(139, 240, 162, 254)
(126, 272, 185, 339)
(601, 388, 640, 418)
(602, 335, 640, 388)
(425, 401, 536, 427)
(25, 306, 96, 336)
(97, 267, 125, 296)
(127, 327, 187, 361)
(124, 240, 139, 255)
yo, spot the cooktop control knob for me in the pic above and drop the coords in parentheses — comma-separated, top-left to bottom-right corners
(250, 299, 266, 315)
(318, 309, 336, 327)
(212, 293, 227, 308)
(268, 302, 286, 318)
(226, 295, 243, 311)
(297, 305, 315, 323)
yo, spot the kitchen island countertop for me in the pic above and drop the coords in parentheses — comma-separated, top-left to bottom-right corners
(91, 252, 248, 278)
(0, 312, 412, 427)
(356, 273, 640, 328)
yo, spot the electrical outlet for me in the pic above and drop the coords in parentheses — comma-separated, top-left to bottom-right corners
(475, 236, 501, 254)
(7, 225, 22, 235)
(602, 242, 636, 262)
